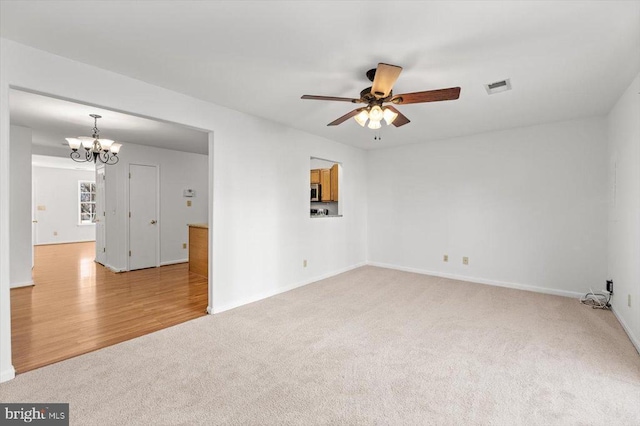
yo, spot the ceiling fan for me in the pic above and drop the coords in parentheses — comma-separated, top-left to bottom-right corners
(301, 63, 461, 129)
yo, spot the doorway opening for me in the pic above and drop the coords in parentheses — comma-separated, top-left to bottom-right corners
(8, 88, 213, 373)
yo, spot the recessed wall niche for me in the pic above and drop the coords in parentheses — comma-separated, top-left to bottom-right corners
(310, 157, 342, 217)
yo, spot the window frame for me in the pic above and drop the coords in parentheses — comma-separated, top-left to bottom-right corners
(78, 180, 97, 226)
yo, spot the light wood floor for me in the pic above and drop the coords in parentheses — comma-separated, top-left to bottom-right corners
(10, 242, 208, 373)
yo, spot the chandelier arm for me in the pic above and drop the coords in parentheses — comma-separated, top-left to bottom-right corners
(70, 150, 89, 163)
(97, 151, 109, 164)
(96, 151, 119, 165)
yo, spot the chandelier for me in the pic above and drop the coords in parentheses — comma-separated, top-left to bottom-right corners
(66, 114, 122, 165)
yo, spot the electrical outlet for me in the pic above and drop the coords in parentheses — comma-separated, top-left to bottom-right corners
(443, 254, 448, 262)
(187, 200, 192, 207)
(182, 243, 187, 249)
(303, 259, 307, 268)
(629, 294, 632, 307)
(462, 257, 469, 265)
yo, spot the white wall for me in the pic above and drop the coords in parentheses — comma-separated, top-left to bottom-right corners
(607, 72, 640, 352)
(103, 142, 208, 271)
(0, 38, 368, 381)
(213, 120, 367, 312)
(367, 117, 608, 297)
(9, 125, 32, 288)
(311, 158, 335, 169)
(32, 166, 96, 245)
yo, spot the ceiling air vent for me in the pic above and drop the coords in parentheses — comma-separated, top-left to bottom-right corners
(485, 78, 512, 95)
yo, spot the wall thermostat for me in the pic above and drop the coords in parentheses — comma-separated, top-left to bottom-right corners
(183, 189, 195, 197)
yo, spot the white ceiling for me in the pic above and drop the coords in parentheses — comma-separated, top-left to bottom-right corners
(9, 90, 209, 155)
(1, 1, 639, 150)
(32, 154, 95, 172)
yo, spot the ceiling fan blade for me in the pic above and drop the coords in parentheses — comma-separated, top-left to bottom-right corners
(385, 106, 410, 127)
(371, 63, 403, 99)
(301, 95, 361, 103)
(327, 108, 365, 126)
(391, 87, 461, 104)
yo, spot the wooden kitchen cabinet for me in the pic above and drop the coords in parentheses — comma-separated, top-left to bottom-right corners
(311, 165, 339, 202)
(320, 169, 332, 201)
(310, 169, 320, 184)
(330, 164, 339, 201)
(188, 224, 208, 277)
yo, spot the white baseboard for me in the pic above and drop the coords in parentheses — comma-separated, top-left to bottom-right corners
(212, 261, 367, 314)
(10, 280, 34, 288)
(206, 306, 213, 315)
(160, 259, 188, 266)
(34, 239, 95, 246)
(104, 261, 188, 272)
(611, 306, 640, 355)
(0, 366, 15, 383)
(366, 261, 584, 299)
(104, 264, 126, 273)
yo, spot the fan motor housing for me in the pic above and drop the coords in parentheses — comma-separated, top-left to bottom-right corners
(360, 87, 390, 104)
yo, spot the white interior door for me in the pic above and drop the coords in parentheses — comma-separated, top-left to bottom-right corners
(95, 165, 106, 265)
(129, 164, 159, 270)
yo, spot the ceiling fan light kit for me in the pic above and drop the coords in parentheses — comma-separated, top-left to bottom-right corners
(66, 114, 122, 165)
(301, 63, 461, 131)
(354, 105, 391, 129)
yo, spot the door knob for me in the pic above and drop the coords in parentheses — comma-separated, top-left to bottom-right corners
(150, 220, 157, 224)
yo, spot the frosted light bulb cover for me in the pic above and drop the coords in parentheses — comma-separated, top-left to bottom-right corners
(79, 137, 96, 150)
(369, 105, 384, 121)
(110, 143, 122, 154)
(66, 138, 82, 150)
(354, 110, 369, 127)
(367, 119, 382, 130)
(98, 139, 114, 150)
(383, 108, 398, 125)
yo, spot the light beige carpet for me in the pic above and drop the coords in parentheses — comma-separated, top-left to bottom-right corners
(1, 266, 639, 425)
